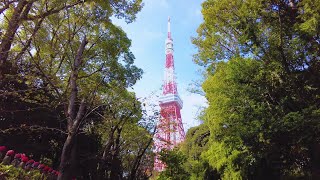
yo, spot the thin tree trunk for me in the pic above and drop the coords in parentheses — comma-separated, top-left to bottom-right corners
(58, 36, 87, 180)
(58, 133, 76, 180)
(97, 127, 116, 179)
(67, 36, 88, 129)
(129, 128, 155, 180)
(58, 100, 86, 180)
(70, 135, 78, 178)
(102, 127, 116, 160)
(110, 128, 122, 180)
(129, 140, 152, 180)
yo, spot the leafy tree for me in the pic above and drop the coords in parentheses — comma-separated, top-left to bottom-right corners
(0, 0, 145, 179)
(158, 148, 190, 180)
(0, 0, 143, 78)
(202, 58, 267, 179)
(193, 0, 320, 179)
(180, 124, 220, 180)
(201, 57, 320, 179)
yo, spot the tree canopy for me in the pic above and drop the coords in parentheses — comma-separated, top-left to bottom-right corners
(0, 1, 157, 180)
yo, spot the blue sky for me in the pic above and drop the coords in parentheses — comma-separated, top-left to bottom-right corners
(112, 0, 207, 131)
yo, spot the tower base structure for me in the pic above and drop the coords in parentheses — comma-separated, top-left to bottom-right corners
(153, 99, 185, 172)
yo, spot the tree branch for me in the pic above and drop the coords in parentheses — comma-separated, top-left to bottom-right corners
(25, 1, 84, 21)
(67, 36, 88, 125)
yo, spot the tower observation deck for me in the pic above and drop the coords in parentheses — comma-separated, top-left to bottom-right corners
(153, 17, 186, 172)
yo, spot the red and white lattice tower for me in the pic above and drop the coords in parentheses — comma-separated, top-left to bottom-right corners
(153, 17, 186, 172)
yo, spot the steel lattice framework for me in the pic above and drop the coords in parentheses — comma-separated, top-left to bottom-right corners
(153, 17, 186, 172)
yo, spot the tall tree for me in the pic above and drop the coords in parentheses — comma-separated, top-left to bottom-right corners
(193, 0, 320, 179)
(0, 1, 144, 179)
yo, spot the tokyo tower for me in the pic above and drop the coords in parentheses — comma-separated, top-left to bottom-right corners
(153, 17, 186, 172)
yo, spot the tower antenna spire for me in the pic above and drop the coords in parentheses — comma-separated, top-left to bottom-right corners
(168, 16, 171, 39)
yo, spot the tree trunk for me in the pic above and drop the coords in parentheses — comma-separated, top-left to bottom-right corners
(0, 0, 27, 64)
(58, 133, 76, 180)
(0, 0, 28, 79)
(110, 128, 122, 180)
(97, 126, 118, 179)
(58, 36, 87, 180)
(129, 129, 154, 180)
(102, 127, 116, 160)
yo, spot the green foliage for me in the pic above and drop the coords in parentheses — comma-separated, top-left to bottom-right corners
(158, 148, 190, 180)
(155, 124, 220, 180)
(180, 124, 219, 180)
(200, 57, 320, 179)
(192, 0, 320, 179)
(201, 58, 260, 179)
(0, 0, 146, 179)
(298, 0, 320, 35)
(0, 165, 43, 180)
